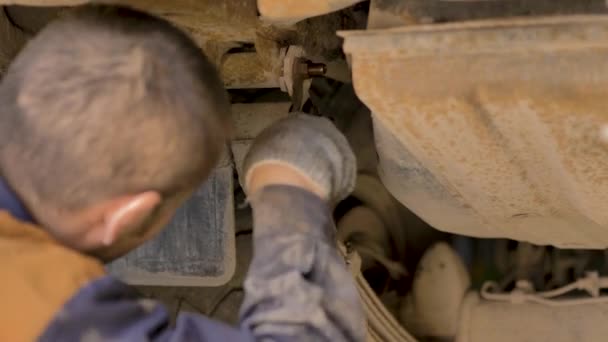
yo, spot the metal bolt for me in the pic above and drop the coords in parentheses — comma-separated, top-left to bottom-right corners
(306, 62, 327, 77)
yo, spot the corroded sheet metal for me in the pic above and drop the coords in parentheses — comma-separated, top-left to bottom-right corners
(342, 16, 608, 248)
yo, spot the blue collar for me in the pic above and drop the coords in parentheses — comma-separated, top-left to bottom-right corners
(0, 177, 33, 223)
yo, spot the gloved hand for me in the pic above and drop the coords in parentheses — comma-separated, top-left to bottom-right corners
(242, 113, 356, 204)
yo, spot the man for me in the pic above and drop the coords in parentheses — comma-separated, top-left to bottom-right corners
(0, 5, 365, 342)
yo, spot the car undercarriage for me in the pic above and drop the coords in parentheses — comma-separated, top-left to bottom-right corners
(1, 1, 608, 341)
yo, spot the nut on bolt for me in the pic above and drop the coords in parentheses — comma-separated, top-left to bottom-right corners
(295, 58, 327, 78)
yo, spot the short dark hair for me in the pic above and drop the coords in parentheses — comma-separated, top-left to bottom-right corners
(0, 5, 230, 210)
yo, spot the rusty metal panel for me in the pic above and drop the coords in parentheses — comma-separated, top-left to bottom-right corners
(342, 16, 608, 248)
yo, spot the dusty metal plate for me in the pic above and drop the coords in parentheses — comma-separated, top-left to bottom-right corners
(342, 16, 608, 248)
(109, 156, 235, 286)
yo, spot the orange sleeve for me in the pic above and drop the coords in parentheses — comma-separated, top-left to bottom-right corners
(0, 211, 105, 342)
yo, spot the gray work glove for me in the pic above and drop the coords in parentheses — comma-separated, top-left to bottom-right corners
(243, 113, 357, 204)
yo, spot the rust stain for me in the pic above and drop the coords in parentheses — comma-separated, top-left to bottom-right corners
(347, 16, 608, 248)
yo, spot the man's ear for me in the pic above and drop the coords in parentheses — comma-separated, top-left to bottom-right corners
(101, 191, 162, 246)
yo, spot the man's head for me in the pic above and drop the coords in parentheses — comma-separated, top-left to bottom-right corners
(0, 6, 231, 261)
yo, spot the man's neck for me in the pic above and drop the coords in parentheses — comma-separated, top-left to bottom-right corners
(0, 177, 33, 222)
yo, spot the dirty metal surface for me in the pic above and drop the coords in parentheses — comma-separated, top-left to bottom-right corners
(0, 0, 260, 42)
(109, 155, 236, 286)
(0, 1, 359, 90)
(0, 2, 289, 89)
(222, 52, 282, 89)
(342, 16, 608, 248)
